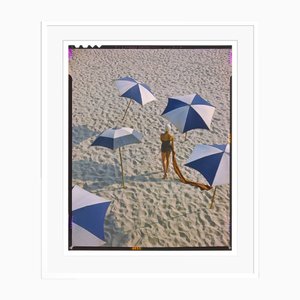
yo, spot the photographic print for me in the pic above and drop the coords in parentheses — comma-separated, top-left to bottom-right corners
(68, 45, 232, 250)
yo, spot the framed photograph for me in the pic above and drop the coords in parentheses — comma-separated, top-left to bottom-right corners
(42, 23, 256, 277)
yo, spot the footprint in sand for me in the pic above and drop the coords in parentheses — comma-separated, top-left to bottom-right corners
(204, 214, 217, 227)
(179, 231, 191, 243)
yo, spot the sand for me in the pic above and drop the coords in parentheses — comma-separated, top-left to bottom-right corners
(69, 48, 231, 248)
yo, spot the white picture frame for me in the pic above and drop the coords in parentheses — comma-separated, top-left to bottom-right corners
(42, 23, 256, 278)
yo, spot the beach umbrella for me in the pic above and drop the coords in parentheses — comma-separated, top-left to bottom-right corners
(91, 127, 143, 188)
(161, 93, 215, 140)
(71, 185, 111, 247)
(115, 76, 156, 120)
(185, 144, 230, 208)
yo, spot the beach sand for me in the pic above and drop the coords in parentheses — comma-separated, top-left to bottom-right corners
(69, 48, 231, 248)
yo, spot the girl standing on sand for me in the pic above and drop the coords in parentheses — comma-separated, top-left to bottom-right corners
(160, 124, 211, 190)
(160, 124, 174, 179)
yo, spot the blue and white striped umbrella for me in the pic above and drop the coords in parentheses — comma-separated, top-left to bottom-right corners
(161, 93, 215, 133)
(115, 76, 156, 106)
(71, 185, 111, 247)
(185, 144, 230, 186)
(91, 127, 143, 188)
(91, 127, 142, 150)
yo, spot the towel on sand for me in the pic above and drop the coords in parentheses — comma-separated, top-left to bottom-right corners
(171, 149, 211, 191)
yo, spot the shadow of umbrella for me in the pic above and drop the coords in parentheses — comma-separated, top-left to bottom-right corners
(72, 125, 98, 145)
(102, 213, 130, 247)
(72, 159, 121, 189)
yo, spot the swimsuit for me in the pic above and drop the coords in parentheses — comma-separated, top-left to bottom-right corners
(161, 133, 173, 153)
(161, 140, 172, 152)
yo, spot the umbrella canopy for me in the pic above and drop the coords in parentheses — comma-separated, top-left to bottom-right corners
(185, 144, 230, 186)
(115, 76, 156, 106)
(91, 127, 143, 188)
(71, 185, 111, 247)
(161, 93, 215, 133)
(91, 127, 142, 150)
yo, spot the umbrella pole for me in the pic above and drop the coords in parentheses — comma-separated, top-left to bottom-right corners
(184, 132, 187, 141)
(209, 186, 218, 209)
(118, 147, 126, 188)
(122, 99, 132, 121)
